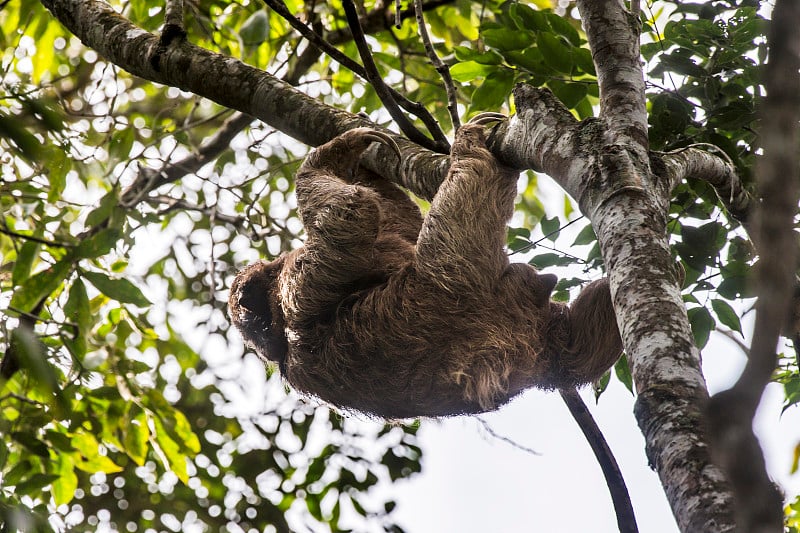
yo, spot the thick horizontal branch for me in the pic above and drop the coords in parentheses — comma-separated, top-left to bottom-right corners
(39, 0, 449, 199)
(492, 85, 581, 183)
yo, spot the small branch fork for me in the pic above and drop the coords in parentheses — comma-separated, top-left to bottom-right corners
(263, 0, 449, 152)
(341, 0, 438, 149)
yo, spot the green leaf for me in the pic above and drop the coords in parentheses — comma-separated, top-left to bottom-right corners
(453, 46, 503, 65)
(12, 241, 40, 285)
(540, 216, 560, 240)
(574, 47, 596, 75)
(71, 432, 123, 474)
(163, 408, 201, 455)
(711, 299, 742, 334)
(0, 113, 44, 162)
(51, 454, 78, 506)
(240, 9, 269, 45)
(65, 278, 92, 331)
(11, 431, 50, 457)
(482, 28, 535, 51)
(15, 473, 60, 497)
(549, 81, 588, 109)
(508, 3, 548, 32)
(529, 253, 575, 268)
(503, 48, 546, 74)
(546, 13, 580, 46)
(614, 354, 633, 393)
(538, 32, 574, 74)
(450, 61, 494, 82)
(688, 306, 715, 348)
(4, 460, 33, 486)
(10, 326, 64, 404)
(45, 147, 70, 203)
(572, 224, 597, 246)
(469, 69, 515, 112)
(108, 127, 135, 162)
(152, 416, 189, 483)
(74, 228, 121, 259)
(122, 406, 150, 466)
(23, 96, 65, 131)
(85, 190, 120, 227)
(83, 271, 151, 307)
(10, 258, 72, 313)
(306, 493, 323, 521)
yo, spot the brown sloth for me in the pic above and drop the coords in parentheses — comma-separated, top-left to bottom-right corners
(228, 120, 622, 418)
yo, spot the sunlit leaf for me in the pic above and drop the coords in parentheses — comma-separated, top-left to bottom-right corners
(450, 61, 494, 82)
(122, 406, 150, 466)
(51, 454, 78, 505)
(83, 271, 151, 307)
(71, 432, 123, 474)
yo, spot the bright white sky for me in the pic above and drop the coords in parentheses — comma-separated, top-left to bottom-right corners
(385, 331, 800, 533)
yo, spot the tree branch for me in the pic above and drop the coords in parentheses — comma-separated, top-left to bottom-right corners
(120, 111, 255, 206)
(413, 0, 460, 130)
(576, 0, 647, 149)
(560, 389, 639, 533)
(0, 225, 74, 248)
(325, 0, 458, 45)
(161, 0, 185, 43)
(658, 146, 753, 227)
(707, 0, 800, 530)
(568, 1, 737, 530)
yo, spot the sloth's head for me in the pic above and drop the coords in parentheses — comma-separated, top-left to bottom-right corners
(228, 258, 288, 368)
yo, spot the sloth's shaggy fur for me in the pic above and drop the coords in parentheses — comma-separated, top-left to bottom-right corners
(228, 124, 622, 418)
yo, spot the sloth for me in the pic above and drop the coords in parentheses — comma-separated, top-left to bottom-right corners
(228, 118, 623, 418)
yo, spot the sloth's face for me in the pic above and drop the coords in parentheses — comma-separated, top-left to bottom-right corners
(229, 259, 288, 368)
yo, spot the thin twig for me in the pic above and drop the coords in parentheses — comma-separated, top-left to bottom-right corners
(475, 417, 541, 456)
(149, 195, 248, 227)
(120, 111, 254, 206)
(0, 225, 74, 248)
(560, 389, 639, 533)
(413, 0, 459, 130)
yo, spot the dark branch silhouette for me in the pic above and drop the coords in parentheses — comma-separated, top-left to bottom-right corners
(560, 389, 638, 533)
(707, 1, 800, 531)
